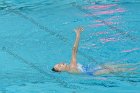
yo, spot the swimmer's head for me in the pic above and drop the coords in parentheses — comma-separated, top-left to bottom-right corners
(52, 63, 67, 72)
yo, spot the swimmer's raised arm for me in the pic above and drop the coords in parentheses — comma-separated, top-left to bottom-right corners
(70, 27, 84, 67)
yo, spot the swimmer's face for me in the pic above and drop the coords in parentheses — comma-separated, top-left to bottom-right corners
(53, 63, 67, 72)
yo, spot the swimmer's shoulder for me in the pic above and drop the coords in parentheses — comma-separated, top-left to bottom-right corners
(68, 65, 80, 74)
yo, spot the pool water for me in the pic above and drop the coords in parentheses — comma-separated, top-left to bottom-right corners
(0, 0, 140, 93)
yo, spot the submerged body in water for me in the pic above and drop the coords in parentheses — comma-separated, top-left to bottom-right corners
(52, 27, 136, 76)
(77, 63, 136, 76)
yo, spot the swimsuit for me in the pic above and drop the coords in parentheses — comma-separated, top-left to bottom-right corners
(77, 63, 103, 76)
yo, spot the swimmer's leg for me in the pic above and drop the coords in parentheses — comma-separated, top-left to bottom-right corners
(102, 62, 140, 69)
(112, 67, 137, 73)
(94, 69, 111, 75)
(94, 67, 136, 76)
(70, 27, 84, 66)
(114, 63, 140, 67)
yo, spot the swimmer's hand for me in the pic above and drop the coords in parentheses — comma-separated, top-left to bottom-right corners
(74, 27, 84, 34)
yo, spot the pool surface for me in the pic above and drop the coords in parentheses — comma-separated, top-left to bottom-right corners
(0, 0, 140, 93)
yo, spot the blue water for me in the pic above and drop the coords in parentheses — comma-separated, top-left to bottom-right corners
(0, 0, 140, 93)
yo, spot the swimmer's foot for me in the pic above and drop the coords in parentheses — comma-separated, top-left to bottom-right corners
(74, 27, 84, 35)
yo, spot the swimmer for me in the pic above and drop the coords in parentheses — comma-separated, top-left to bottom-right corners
(52, 27, 137, 76)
